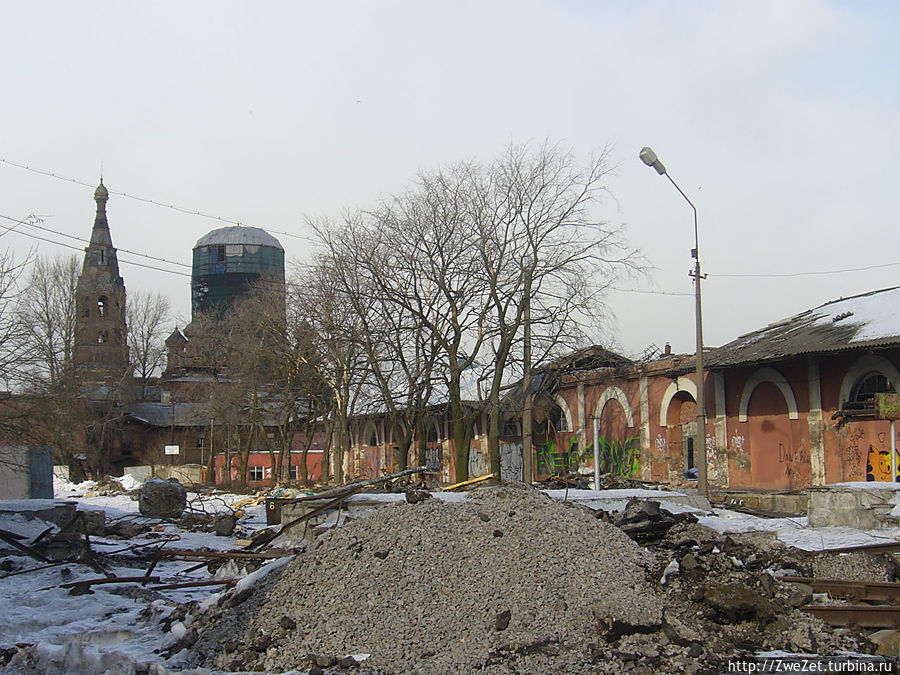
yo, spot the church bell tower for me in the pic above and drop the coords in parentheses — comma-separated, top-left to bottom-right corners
(74, 180, 129, 384)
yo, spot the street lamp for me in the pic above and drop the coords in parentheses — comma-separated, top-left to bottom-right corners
(640, 146, 708, 497)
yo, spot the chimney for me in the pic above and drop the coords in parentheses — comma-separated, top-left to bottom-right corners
(664, 343, 672, 356)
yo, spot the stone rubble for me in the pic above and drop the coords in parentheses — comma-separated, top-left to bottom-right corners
(183, 485, 877, 673)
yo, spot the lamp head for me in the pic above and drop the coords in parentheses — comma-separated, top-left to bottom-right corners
(639, 146, 666, 175)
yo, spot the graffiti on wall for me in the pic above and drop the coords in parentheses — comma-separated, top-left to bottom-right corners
(729, 434, 750, 470)
(468, 448, 485, 478)
(777, 442, 809, 482)
(500, 442, 523, 481)
(597, 436, 639, 477)
(466, 444, 523, 480)
(865, 446, 897, 482)
(425, 446, 442, 473)
(365, 450, 381, 476)
(842, 427, 865, 478)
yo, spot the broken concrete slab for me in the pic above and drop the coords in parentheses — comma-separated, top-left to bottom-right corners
(542, 488, 712, 515)
(808, 482, 900, 529)
(0, 500, 77, 529)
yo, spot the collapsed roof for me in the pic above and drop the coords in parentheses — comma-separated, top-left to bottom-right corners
(705, 286, 900, 369)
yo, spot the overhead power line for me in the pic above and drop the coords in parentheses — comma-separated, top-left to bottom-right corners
(5, 156, 899, 285)
(0, 156, 314, 244)
(0, 214, 191, 278)
(0, 214, 191, 269)
(610, 287, 692, 297)
(709, 260, 900, 278)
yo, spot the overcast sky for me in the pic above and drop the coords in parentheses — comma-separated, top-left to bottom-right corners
(2, 0, 898, 358)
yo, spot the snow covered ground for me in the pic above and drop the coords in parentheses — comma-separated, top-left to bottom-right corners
(1, 480, 899, 674)
(1, 476, 284, 674)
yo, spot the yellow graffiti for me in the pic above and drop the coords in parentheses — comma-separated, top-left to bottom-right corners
(866, 445, 899, 482)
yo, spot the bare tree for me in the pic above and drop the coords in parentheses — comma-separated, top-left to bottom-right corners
(127, 290, 171, 399)
(10, 254, 90, 474)
(16, 254, 79, 387)
(313, 142, 641, 482)
(0, 248, 31, 390)
(293, 261, 369, 483)
(314, 215, 440, 474)
(476, 143, 642, 477)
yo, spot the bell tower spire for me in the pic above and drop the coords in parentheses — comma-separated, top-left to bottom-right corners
(74, 180, 129, 384)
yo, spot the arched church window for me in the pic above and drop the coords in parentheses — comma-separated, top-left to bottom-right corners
(549, 404, 569, 432)
(368, 428, 378, 446)
(98, 296, 108, 317)
(852, 372, 895, 403)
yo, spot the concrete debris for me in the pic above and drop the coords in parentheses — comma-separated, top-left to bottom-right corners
(181, 484, 877, 673)
(605, 497, 696, 544)
(659, 559, 679, 585)
(138, 478, 187, 519)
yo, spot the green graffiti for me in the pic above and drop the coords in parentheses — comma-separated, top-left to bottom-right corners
(537, 436, 638, 477)
(536, 439, 561, 475)
(537, 439, 595, 475)
(597, 435, 640, 477)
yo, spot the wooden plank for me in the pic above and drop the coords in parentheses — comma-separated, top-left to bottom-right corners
(150, 578, 238, 591)
(442, 473, 497, 492)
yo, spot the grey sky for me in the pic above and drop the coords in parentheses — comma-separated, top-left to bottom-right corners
(2, 1, 898, 357)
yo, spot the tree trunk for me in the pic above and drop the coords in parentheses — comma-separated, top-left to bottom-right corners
(450, 397, 473, 483)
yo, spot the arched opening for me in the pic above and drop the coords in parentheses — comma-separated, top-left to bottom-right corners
(502, 417, 521, 438)
(663, 392, 696, 483)
(596, 397, 638, 477)
(426, 420, 440, 444)
(549, 403, 569, 432)
(851, 371, 897, 482)
(853, 371, 895, 405)
(747, 381, 808, 489)
(97, 296, 108, 318)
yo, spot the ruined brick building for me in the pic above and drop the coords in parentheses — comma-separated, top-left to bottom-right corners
(67, 182, 900, 491)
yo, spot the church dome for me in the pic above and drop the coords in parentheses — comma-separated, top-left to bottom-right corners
(94, 181, 109, 200)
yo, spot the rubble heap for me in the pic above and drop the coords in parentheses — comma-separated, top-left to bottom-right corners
(186, 486, 873, 674)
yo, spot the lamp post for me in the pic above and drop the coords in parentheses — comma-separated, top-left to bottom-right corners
(639, 146, 708, 496)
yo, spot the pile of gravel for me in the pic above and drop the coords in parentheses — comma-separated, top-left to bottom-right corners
(185, 485, 873, 674)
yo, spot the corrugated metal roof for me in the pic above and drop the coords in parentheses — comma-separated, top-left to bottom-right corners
(194, 226, 283, 250)
(704, 286, 900, 369)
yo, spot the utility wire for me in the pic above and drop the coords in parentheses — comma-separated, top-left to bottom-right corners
(0, 214, 191, 269)
(7, 157, 897, 286)
(0, 214, 191, 278)
(0, 157, 313, 243)
(609, 287, 692, 297)
(708, 260, 900, 278)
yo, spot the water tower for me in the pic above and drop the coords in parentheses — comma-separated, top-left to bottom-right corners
(190, 226, 285, 320)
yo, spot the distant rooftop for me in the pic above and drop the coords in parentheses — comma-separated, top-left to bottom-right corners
(194, 226, 283, 250)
